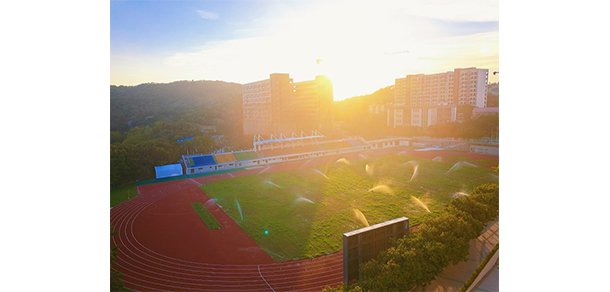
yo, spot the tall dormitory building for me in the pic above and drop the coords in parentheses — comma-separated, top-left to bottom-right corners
(390, 67, 489, 128)
(293, 75, 333, 133)
(242, 73, 333, 136)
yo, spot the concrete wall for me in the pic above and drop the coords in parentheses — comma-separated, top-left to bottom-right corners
(469, 144, 499, 156)
(184, 137, 411, 175)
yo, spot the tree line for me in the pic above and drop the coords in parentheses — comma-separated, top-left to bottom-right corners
(111, 80, 243, 132)
(110, 120, 221, 187)
(333, 85, 499, 140)
(413, 113, 499, 139)
(324, 183, 500, 292)
(111, 81, 498, 188)
(110, 80, 251, 187)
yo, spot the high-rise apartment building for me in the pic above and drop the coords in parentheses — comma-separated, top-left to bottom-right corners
(293, 75, 333, 133)
(242, 73, 295, 136)
(242, 73, 333, 136)
(394, 67, 488, 107)
(391, 67, 489, 128)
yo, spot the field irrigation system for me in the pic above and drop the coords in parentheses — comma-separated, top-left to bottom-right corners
(110, 147, 499, 291)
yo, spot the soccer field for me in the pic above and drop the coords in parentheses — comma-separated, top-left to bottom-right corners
(200, 153, 499, 261)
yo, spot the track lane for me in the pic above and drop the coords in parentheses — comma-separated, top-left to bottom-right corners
(111, 149, 498, 291)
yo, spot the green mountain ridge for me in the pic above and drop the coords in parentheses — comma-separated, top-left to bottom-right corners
(111, 80, 243, 133)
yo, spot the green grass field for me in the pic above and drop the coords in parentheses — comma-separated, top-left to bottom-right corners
(199, 153, 499, 261)
(191, 202, 222, 230)
(111, 183, 138, 208)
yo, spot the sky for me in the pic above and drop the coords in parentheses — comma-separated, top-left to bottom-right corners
(111, 0, 499, 101)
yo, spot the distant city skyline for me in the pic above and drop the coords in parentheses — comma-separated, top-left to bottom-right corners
(111, 0, 499, 101)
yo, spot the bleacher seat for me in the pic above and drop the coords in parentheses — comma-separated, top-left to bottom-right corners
(185, 157, 195, 167)
(191, 155, 217, 167)
(233, 151, 260, 161)
(214, 153, 237, 164)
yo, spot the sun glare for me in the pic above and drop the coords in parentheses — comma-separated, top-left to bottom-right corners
(260, 2, 420, 101)
(132, 1, 498, 99)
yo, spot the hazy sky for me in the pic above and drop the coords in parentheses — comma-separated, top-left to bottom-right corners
(111, 0, 499, 100)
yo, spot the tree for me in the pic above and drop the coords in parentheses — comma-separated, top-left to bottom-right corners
(110, 119, 222, 187)
(457, 104, 475, 122)
(470, 183, 500, 214)
(322, 282, 364, 292)
(425, 122, 459, 138)
(450, 196, 496, 224)
(487, 83, 499, 107)
(417, 208, 482, 265)
(356, 231, 450, 291)
(338, 184, 499, 291)
(332, 86, 394, 139)
(111, 227, 126, 291)
(110, 131, 124, 144)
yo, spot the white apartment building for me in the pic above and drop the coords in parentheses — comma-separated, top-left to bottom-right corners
(389, 106, 457, 128)
(391, 67, 489, 128)
(242, 78, 272, 135)
(242, 73, 295, 136)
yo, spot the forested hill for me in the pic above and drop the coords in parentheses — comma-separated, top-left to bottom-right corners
(332, 86, 394, 139)
(110, 80, 246, 187)
(111, 80, 243, 133)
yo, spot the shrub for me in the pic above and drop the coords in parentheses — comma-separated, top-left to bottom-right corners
(336, 183, 499, 291)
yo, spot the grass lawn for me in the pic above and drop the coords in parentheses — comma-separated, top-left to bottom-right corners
(469, 159, 500, 167)
(191, 202, 222, 230)
(200, 153, 499, 261)
(111, 183, 138, 208)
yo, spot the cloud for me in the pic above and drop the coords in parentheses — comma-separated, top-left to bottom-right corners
(400, 32, 500, 75)
(159, 28, 498, 99)
(114, 1, 498, 96)
(164, 36, 304, 84)
(196, 10, 219, 20)
(393, 0, 499, 22)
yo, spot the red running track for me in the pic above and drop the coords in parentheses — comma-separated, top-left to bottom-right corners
(110, 149, 498, 291)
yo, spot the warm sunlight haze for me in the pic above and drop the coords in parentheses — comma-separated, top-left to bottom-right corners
(110, 0, 499, 100)
(109, 1, 503, 291)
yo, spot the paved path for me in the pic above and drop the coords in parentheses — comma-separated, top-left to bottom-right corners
(412, 219, 499, 292)
(473, 260, 499, 292)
